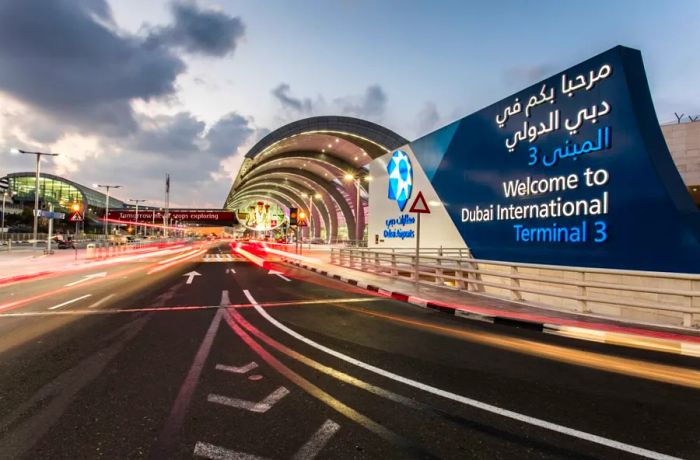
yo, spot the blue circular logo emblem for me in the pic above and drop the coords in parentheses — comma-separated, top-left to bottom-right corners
(387, 150, 413, 211)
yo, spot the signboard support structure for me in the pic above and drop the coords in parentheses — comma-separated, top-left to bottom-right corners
(46, 203, 54, 254)
(408, 191, 431, 282)
(414, 212, 421, 281)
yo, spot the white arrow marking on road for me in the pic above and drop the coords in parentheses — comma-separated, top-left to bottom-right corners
(64, 272, 107, 287)
(193, 419, 339, 460)
(216, 362, 258, 374)
(193, 442, 268, 460)
(183, 271, 202, 285)
(207, 386, 289, 413)
(268, 270, 291, 282)
(293, 419, 341, 460)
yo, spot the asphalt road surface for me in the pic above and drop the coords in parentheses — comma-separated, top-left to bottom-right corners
(0, 241, 699, 459)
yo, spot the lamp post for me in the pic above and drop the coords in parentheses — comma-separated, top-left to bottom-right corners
(129, 199, 147, 236)
(1, 190, 15, 243)
(344, 174, 371, 244)
(10, 148, 60, 247)
(93, 184, 122, 238)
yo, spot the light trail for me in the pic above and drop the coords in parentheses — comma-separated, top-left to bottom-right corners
(242, 290, 683, 460)
(0, 297, 379, 318)
(327, 302, 700, 390)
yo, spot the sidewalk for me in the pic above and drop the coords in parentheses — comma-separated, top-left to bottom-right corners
(271, 246, 700, 358)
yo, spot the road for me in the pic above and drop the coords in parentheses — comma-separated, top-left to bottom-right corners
(0, 241, 699, 459)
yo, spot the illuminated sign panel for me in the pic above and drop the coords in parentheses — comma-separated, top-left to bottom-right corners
(407, 46, 700, 273)
(107, 210, 236, 223)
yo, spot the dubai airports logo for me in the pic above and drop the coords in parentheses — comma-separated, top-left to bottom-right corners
(387, 149, 413, 211)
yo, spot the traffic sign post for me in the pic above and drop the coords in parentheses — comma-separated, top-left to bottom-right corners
(408, 191, 431, 282)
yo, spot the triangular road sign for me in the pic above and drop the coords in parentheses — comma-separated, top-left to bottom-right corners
(409, 191, 430, 214)
(70, 212, 83, 222)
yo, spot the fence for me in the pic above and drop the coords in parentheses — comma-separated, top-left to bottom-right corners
(330, 247, 700, 328)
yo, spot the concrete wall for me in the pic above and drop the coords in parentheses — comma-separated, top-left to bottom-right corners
(661, 121, 700, 187)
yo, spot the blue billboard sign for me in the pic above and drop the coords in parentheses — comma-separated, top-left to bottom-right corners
(410, 46, 700, 273)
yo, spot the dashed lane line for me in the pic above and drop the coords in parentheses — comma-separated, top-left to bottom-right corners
(87, 293, 116, 309)
(48, 294, 93, 310)
(242, 289, 681, 460)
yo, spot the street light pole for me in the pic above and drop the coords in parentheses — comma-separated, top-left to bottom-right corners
(1, 191, 10, 243)
(10, 148, 60, 247)
(344, 174, 363, 244)
(93, 184, 122, 238)
(129, 199, 147, 236)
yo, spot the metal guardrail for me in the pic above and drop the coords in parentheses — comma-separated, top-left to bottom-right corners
(330, 247, 700, 328)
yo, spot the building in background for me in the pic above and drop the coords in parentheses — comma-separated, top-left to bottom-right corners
(661, 120, 700, 206)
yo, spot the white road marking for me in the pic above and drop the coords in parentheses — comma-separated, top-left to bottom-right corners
(194, 441, 268, 460)
(87, 294, 116, 309)
(242, 289, 679, 460)
(208, 386, 289, 413)
(183, 270, 202, 285)
(49, 294, 92, 310)
(268, 270, 291, 282)
(64, 272, 107, 287)
(216, 362, 258, 374)
(292, 419, 340, 460)
(226, 268, 237, 274)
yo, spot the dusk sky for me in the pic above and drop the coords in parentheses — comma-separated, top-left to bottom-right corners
(1, 0, 698, 207)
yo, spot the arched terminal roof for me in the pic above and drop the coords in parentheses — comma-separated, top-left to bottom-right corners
(5, 172, 128, 211)
(224, 116, 407, 240)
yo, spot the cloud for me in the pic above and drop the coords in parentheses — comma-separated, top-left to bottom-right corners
(150, 1, 245, 57)
(336, 84, 387, 118)
(0, 0, 185, 137)
(271, 83, 314, 113)
(48, 111, 262, 208)
(0, 0, 252, 206)
(502, 64, 554, 86)
(270, 83, 388, 123)
(415, 101, 441, 135)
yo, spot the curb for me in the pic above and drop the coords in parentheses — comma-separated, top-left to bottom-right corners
(282, 258, 700, 358)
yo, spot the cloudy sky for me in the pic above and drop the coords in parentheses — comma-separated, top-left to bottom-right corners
(1, 0, 698, 207)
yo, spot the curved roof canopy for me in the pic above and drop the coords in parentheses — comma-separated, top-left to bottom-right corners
(5, 172, 129, 211)
(225, 116, 407, 240)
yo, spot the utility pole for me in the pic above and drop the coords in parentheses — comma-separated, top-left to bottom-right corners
(129, 199, 147, 236)
(93, 184, 122, 238)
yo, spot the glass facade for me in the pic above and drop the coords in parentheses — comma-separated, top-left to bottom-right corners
(5, 173, 128, 215)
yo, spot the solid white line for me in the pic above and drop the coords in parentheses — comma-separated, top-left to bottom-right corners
(48, 294, 92, 310)
(208, 386, 289, 413)
(87, 293, 116, 309)
(242, 289, 679, 460)
(193, 441, 268, 460)
(292, 419, 340, 460)
(215, 362, 258, 374)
